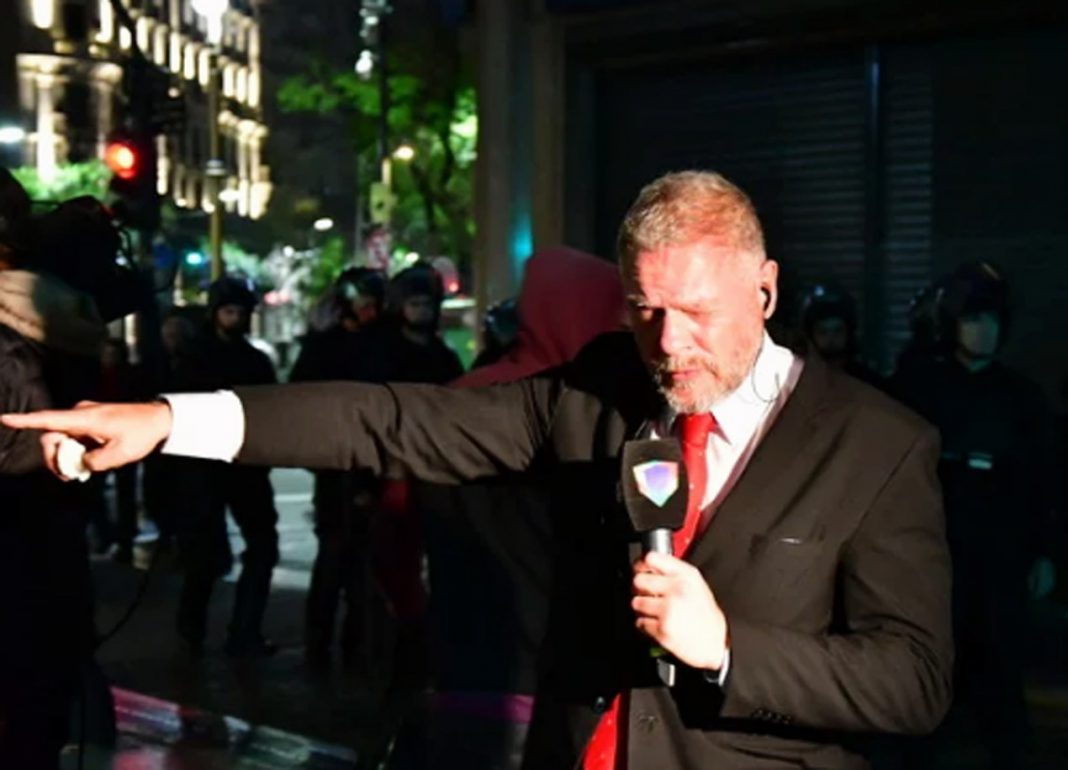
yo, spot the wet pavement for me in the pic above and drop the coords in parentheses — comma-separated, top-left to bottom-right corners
(76, 468, 400, 769)
(62, 687, 359, 769)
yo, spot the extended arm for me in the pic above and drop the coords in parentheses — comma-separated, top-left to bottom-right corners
(234, 379, 560, 482)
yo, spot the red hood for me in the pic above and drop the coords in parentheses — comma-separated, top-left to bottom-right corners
(455, 247, 625, 388)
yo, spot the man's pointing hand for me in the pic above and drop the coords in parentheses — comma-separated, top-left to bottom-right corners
(2, 401, 173, 477)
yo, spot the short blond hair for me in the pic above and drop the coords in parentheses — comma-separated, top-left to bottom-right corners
(616, 171, 765, 267)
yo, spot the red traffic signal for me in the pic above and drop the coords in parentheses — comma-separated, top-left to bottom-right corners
(105, 140, 140, 181)
(104, 130, 159, 231)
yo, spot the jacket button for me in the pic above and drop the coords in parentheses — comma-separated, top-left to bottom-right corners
(593, 696, 608, 714)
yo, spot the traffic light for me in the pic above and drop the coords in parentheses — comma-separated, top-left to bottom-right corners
(104, 138, 139, 181)
(104, 130, 159, 232)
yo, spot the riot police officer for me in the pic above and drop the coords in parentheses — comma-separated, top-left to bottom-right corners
(174, 276, 280, 656)
(892, 262, 1061, 770)
(291, 267, 387, 668)
(798, 282, 883, 387)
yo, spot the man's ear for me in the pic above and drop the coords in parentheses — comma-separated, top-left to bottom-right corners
(760, 260, 779, 319)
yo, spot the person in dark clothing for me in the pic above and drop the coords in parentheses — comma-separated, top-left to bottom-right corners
(364, 265, 464, 702)
(397, 247, 627, 770)
(290, 267, 387, 383)
(0, 288, 100, 769)
(174, 276, 280, 657)
(891, 261, 1061, 770)
(374, 263, 465, 385)
(291, 267, 387, 669)
(0, 173, 127, 767)
(797, 283, 883, 388)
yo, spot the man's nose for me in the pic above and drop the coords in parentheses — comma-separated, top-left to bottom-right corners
(658, 310, 689, 357)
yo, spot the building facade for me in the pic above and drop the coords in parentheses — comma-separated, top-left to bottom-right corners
(11, 0, 270, 220)
(473, 0, 1068, 396)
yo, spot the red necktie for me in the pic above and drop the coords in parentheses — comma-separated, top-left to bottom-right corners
(673, 412, 716, 555)
(583, 412, 716, 770)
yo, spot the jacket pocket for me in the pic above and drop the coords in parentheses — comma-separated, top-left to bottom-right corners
(743, 534, 834, 623)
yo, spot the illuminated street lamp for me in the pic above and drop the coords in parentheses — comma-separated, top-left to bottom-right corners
(392, 143, 415, 162)
(313, 217, 335, 232)
(0, 126, 26, 144)
(354, 49, 375, 80)
(193, 0, 230, 279)
(192, 0, 228, 45)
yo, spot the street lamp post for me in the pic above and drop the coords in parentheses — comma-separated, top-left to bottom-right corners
(193, 0, 229, 280)
(356, 1, 393, 261)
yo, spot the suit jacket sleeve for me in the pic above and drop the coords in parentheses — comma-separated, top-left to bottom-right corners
(719, 426, 953, 734)
(233, 377, 561, 483)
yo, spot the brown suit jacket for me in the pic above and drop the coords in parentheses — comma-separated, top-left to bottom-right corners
(235, 332, 952, 769)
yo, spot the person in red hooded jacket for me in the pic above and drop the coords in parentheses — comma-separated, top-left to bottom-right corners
(383, 247, 626, 770)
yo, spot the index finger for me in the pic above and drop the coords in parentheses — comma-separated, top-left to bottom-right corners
(1, 409, 97, 435)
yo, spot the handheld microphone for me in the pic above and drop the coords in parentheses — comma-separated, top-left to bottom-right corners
(621, 438, 689, 687)
(621, 439, 689, 554)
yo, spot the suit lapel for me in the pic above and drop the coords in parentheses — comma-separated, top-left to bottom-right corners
(686, 355, 837, 570)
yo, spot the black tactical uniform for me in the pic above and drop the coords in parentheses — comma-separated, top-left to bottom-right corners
(174, 277, 280, 656)
(892, 263, 1062, 769)
(291, 268, 387, 666)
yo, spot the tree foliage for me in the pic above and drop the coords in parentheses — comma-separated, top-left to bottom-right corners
(276, 27, 476, 272)
(10, 161, 111, 205)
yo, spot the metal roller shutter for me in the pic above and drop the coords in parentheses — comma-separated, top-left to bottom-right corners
(592, 46, 936, 370)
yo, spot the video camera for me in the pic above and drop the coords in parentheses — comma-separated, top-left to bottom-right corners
(0, 167, 146, 322)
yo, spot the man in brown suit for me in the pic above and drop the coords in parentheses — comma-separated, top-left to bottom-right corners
(5, 171, 952, 770)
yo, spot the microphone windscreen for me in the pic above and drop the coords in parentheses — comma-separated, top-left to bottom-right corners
(621, 439, 689, 534)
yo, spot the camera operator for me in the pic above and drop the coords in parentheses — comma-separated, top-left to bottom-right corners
(0, 168, 142, 766)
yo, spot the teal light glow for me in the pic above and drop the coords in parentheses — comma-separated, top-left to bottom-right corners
(510, 210, 533, 280)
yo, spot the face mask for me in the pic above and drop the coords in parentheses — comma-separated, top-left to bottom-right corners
(957, 314, 1000, 359)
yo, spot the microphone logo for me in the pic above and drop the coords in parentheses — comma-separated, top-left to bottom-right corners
(633, 461, 680, 507)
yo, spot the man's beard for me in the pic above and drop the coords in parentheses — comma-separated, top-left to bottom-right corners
(651, 355, 751, 415)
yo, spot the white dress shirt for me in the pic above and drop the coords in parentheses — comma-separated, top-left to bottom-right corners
(653, 332, 803, 538)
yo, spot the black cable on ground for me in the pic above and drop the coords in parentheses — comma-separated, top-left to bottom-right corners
(73, 543, 165, 769)
(95, 542, 165, 649)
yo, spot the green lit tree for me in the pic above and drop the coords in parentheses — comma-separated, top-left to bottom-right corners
(276, 26, 476, 273)
(10, 161, 111, 204)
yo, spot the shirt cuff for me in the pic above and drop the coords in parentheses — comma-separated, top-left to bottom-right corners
(159, 391, 245, 462)
(702, 647, 731, 688)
